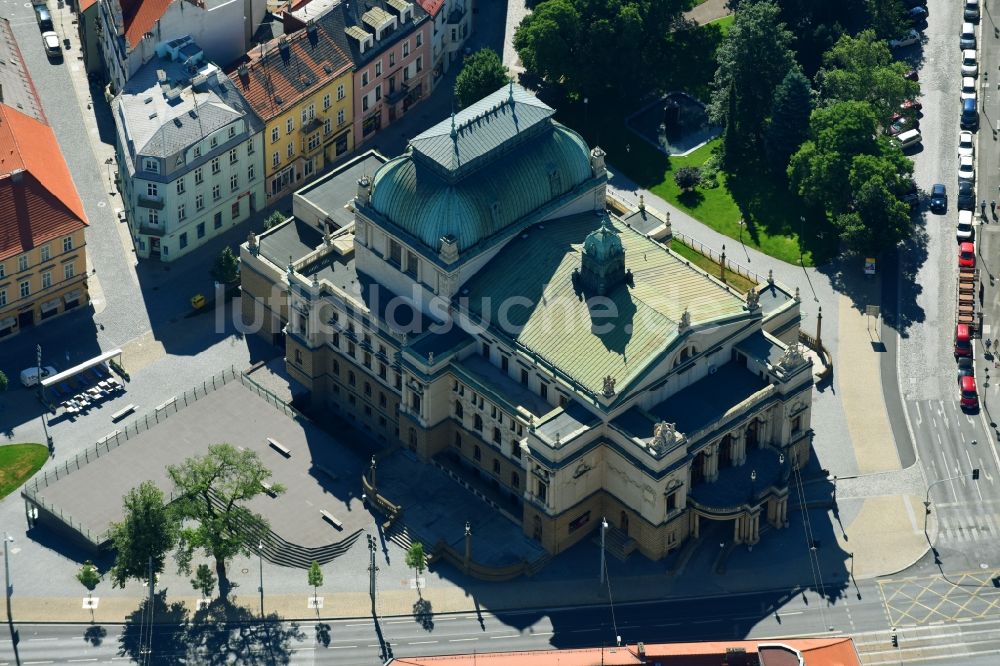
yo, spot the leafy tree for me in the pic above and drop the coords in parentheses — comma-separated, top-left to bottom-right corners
(835, 176, 911, 252)
(788, 101, 881, 214)
(0, 370, 7, 393)
(77, 561, 100, 599)
(108, 481, 178, 589)
(514, 0, 580, 89)
(709, 1, 796, 165)
(210, 246, 240, 285)
(454, 49, 509, 108)
(818, 30, 919, 124)
(191, 563, 217, 598)
(865, 0, 909, 40)
(406, 542, 426, 584)
(169, 444, 285, 598)
(307, 560, 324, 604)
(764, 67, 813, 169)
(264, 212, 285, 230)
(673, 166, 702, 191)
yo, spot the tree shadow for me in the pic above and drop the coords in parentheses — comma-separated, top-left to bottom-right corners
(315, 622, 331, 647)
(677, 189, 705, 208)
(83, 625, 107, 646)
(117, 590, 189, 666)
(413, 597, 434, 632)
(187, 598, 305, 665)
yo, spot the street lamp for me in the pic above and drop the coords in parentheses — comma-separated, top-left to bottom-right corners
(749, 469, 757, 502)
(36, 345, 52, 453)
(370, 455, 377, 489)
(257, 540, 264, 619)
(599, 517, 608, 585)
(924, 469, 980, 536)
(3, 532, 13, 624)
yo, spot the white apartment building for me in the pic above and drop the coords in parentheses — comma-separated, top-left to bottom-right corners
(113, 39, 265, 261)
(97, 0, 267, 93)
(417, 0, 473, 83)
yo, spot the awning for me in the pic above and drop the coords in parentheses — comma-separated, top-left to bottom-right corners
(0, 316, 15, 330)
(41, 348, 123, 388)
(63, 289, 82, 304)
(40, 299, 60, 312)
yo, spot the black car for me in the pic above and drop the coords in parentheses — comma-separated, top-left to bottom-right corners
(958, 356, 974, 384)
(930, 183, 947, 213)
(958, 180, 975, 211)
(909, 6, 928, 24)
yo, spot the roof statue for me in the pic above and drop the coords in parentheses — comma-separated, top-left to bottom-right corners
(679, 306, 691, 333)
(776, 343, 807, 372)
(651, 421, 678, 454)
(746, 286, 759, 311)
(602, 375, 616, 398)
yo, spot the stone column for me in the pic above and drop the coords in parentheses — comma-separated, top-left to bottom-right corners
(705, 444, 720, 482)
(749, 512, 760, 546)
(734, 515, 744, 544)
(692, 511, 700, 539)
(733, 431, 747, 466)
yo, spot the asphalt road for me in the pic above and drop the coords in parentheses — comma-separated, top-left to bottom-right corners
(5, 574, 1000, 665)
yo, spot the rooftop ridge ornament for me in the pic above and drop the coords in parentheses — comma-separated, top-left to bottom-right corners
(450, 111, 457, 141)
(746, 286, 759, 311)
(650, 421, 678, 454)
(602, 375, 616, 397)
(679, 306, 691, 333)
(508, 80, 514, 106)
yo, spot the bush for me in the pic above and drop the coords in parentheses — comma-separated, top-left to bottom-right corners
(673, 166, 702, 191)
(264, 212, 285, 230)
(0, 370, 7, 393)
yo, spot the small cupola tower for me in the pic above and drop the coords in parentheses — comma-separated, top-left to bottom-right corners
(579, 216, 626, 296)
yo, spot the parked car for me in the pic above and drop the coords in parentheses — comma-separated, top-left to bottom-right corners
(965, 0, 980, 22)
(959, 155, 975, 183)
(961, 22, 976, 50)
(961, 77, 977, 101)
(41, 31, 60, 59)
(960, 242, 977, 268)
(33, 5, 53, 32)
(960, 374, 980, 411)
(904, 69, 919, 81)
(962, 50, 979, 77)
(957, 209, 975, 240)
(909, 6, 928, 23)
(20, 366, 57, 387)
(930, 183, 947, 213)
(959, 131, 975, 158)
(958, 356, 974, 385)
(958, 181, 975, 211)
(955, 324, 973, 357)
(890, 29, 921, 49)
(961, 98, 979, 130)
(900, 99, 922, 113)
(889, 116, 918, 136)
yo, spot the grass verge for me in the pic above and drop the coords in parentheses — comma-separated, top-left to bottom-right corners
(670, 238, 757, 293)
(0, 443, 48, 499)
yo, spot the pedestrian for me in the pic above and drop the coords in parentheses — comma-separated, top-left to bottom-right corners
(992, 201, 996, 214)
(982, 200, 987, 217)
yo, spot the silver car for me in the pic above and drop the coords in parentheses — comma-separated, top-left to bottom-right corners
(959, 154, 975, 183)
(959, 131, 975, 158)
(962, 49, 979, 77)
(961, 77, 977, 101)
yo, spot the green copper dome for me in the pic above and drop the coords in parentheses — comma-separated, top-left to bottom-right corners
(368, 122, 593, 253)
(583, 217, 624, 261)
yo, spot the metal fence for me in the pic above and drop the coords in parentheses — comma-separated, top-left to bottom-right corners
(671, 229, 767, 287)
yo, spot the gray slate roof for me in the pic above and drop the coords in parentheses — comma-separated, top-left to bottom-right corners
(409, 83, 555, 181)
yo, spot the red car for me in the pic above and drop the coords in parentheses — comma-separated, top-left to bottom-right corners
(955, 324, 972, 357)
(960, 374, 979, 411)
(959, 242, 976, 268)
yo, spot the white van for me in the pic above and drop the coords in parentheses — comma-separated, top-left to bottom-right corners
(20, 366, 57, 387)
(896, 128, 922, 150)
(957, 210, 974, 241)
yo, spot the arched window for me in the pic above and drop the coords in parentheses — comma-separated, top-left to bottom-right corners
(474, 414, 483, 431)
(348, 371, 356, 386)
(511, 471, 520, 489)
(364, 382, 372, 397)
(455, 402, 464, 418)
(673, 346, 698, 367)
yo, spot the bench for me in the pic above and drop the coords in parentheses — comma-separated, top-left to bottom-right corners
(267, 437, 291, 457)
(261, 481, 277, 497)
(111, 404, 136, 422)
(320, 510, 344, 530)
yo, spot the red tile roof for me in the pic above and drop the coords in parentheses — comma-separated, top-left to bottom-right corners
(391, 638, 862, 666)
(0, 105, 88, 262)
(415, 0, 445, 17)
(234, 26, 353, 121)
(118, 0, 176, 49)
(79, 0, 98, 12)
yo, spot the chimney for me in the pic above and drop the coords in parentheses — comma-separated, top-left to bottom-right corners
(0, 83, 4, 103)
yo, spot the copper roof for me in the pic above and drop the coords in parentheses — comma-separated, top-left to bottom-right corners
(234, 25, 353, 121)
(0, 105, 88, 262)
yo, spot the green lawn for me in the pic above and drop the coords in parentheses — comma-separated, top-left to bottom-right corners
(0, 443, 48, 499)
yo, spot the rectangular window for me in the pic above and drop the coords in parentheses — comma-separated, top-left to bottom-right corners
(286, 118, 294, 134)
(148, 210, 159, 225)
(666, 492, 677, 513)
(212, 184, 221, 201)
(792, 415, 802, 434)
(520, 369, 529, 386)
(176, 179, 185, 195)
(194, 145, 202, 159)
(375, 60, 382, 77)
(19, 280, 29, 298)
(323, 94, 331, 110)
(63, 236, 73, 252)
(403, 40, 410, 57)
(143, 158, 159, 174)
(228, 126, 236, 139)
(0, 263, 5, 278)
(482, 342, 490, 357)
(362, 70, 369, 86)
(0, 290, 5, 307)
(230, 173, 239, 192)
(405, 251, 417, 278)
(287, 142, 294, 158)
(247, 140, 255, 155)
(179, 232, 188, 249)
(210, 136, 218, 149)
(214, 211, 223, 229)
(18, 255, 28, 272)
(211, 157, 220, 174)
(492, 427, 501, 444)
(41, 271, 51, 289)
(416, 56, 423, 72)
(177, 204, 186, 221)
(40, 245, 50, 262)
(363, 95, 370, 112)
(248, 164, 255, 182)
(64, 262, 75, 280)
(229, 148, 238, 165)
(501, 356, 509, 373)
(337, 84, 345, 100)
(389, 51, 395, 67)
(307, 133, 321, 151)
(271, 127, 279, 143)
(231, 201, 240, 219)
(337, 109, 345, 126)
(324, 118, 332, 135)
(416, 32, 422, 47)
(272, 152, 280, 168)
(403, 67, 410, 82)
(196, 222, 205, 239)
(146, 182, 158, 197)
(196, 194, 204, 211)
(540, 383, 548, 401)
(375, 84, 382, 101)
(194, 167, 204, 185)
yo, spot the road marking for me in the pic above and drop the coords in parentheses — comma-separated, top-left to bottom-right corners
(490, 634, 520, 639)
(68, 660, 98, 663)
(449, 638, 479, 642)
(915, 401, 922, 425)
(328, 645, 358, 649)
(408, 640, 437, 645)
(26, 638, 57, 642)
(24, 662, 55, 665)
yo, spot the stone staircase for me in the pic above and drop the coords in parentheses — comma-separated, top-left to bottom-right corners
(592, 525, 638, 562)
(386, 520, 413, 551)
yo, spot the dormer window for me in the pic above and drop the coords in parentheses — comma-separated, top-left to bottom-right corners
(143, 158, 159, 174)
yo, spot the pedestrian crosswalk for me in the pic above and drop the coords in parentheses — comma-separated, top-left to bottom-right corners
(932, 505, 1000, 543)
